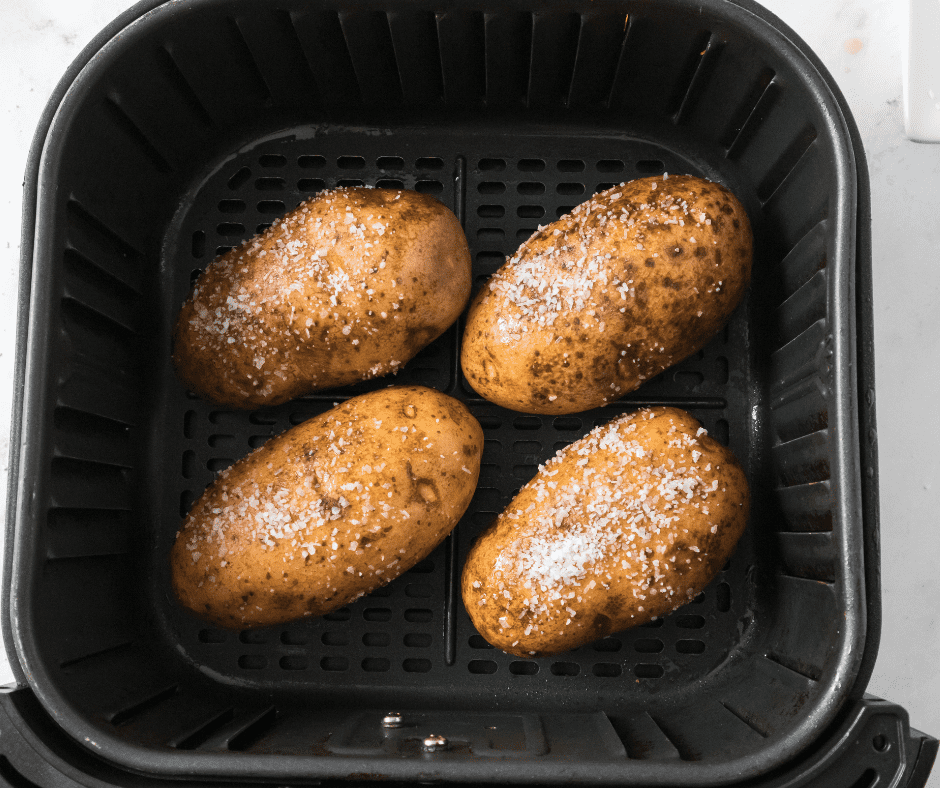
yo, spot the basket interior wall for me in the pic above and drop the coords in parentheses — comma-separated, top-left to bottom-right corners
(24, 0, 849, 774)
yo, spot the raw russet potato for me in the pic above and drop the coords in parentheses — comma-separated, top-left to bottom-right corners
(173, 187, 471, 408)
(461, 174, 752, 414)
(461, 407, 748, 657)
(172, 386, 483, 628)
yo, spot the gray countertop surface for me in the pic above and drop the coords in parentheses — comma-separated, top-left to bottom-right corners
(0, 0, 936, 783)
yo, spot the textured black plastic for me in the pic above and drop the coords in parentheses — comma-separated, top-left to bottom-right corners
(5, 0, 889, 784)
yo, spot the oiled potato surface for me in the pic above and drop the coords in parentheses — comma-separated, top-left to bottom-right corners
(173, 386, 483, 628)
(461, 407, 749, 657)
(174, 188, 471, 408)
(461, 175, 752, 414)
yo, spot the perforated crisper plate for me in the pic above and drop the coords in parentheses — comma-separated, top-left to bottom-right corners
(152, 130, 756, 702)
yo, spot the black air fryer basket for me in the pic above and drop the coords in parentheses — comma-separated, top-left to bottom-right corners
(4, 0, 936, 786)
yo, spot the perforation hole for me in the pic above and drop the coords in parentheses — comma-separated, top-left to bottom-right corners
(363, 608, 391, 622)
(206, 458, 234, 473)
(714, 419, 730, 446)
(238, 655, 267, 670)
(363, 632, 390, 647)
(417, 157, 444, 170)
(179, 491, 194, 517)
(227, 167, 251, 189)
(279, 656, 308, 670)
(593, 663, 622, 677)
(717, 582, 731, 612)
(557, 159, 585, 172)
(181, 450, 196, 479)
(479, 158, 506, 171)
(337, 156, 365, 169)
(405, 608, 432, 623)
(239, 630, 267, 645)
(362, 658, 390, 672)
(472, 511, 498, 527)
(323, 608, 351, 622)
(635, 663, 664, 678)
(218, 199, 245, 213)
(256, 223, 271, 234)
(404, 633, 432, 648)
(190, 251, 204, 275)
(198, 629, 226, 644)
(468, 660, 498, 674)
(247, 435, 268, 448)
(403, 658, 432, 672)
(299, 155, 326, 169)
(216, 222, 245, 237)
(469, 635, 494, 649)
(551, 662, 579, 676)
(513, 416, 542, 430)
(676, 640, 706, 654)
(321, 656, 348, 671)
(208, 434, 236, 450)
(513, 440, 542, 455)
(476, 251, 505, 266)
(509, 661, 538, 675)
(255, 177, 284, 191)
(477, 228, 505, 242)
(675, 615, 706, 629)
(259, 154, 286, 168)
(556, 205, 574, 217)
(513, 464, 537, 480)
(592, 638, 622, 653)
(517, 228, 537, 240)
(321, 632, 349, 646)
(409, 559, 435, 574)
(636, 159, 664, 174)
(674, 370, 705, 388)
(517, 205, 545, 218)
(691, 592, 706, 604)
(518, 159, 545, 172)
(367, 586, 393, 599)
(377, 156, 404, 170)
(478, 181, 506, 195)
(518, 182, 545, 195)
(416, 180, 444, 194)
(594, 183, 615, 193)
(478, 205, 505, 218)
(640, 618, 665, 629)
(299, 178, 326, 193)
(405, 584, 432, 598)
(634, 639, 664, 653)
(280, 632, 307, 646)
(553, 417, 582, 431)
(183, 411, 197, 438)
(377, 179, 404, 189)
(337, 179, 364, 188)
(597, 159, 624, 173)
(257, 200, 286, 214)
(557, 182, 585, 195)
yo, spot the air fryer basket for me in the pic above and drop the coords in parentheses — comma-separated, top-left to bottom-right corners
(5, 0, 926, 784)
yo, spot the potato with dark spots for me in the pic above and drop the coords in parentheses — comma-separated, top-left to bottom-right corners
(461, 407, 749, 657)
(174, 188, 471, 408)
(172, 386, 483, 629)
(461, 175, 752, 414)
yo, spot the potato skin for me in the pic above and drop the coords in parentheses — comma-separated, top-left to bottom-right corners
(461, 175, 752, 414)
(174, 188, 471, 408)
(461, 407, 748, 657)
(172, 386, 483, 628)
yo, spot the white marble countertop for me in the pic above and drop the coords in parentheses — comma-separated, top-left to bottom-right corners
(0, 0, 937, 782)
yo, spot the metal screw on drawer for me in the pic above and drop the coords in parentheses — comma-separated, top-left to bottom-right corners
(382, 713, 405, 728)
(423, 734, 448, 752)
